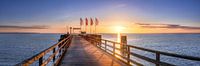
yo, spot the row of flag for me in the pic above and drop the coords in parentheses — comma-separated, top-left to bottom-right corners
(80, 18, 99, 26)
(80, 17, 99, 34)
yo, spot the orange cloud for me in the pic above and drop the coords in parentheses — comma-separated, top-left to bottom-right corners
(135, 23, 200, 30)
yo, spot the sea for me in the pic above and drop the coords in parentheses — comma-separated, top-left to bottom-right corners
(0, 33, 61, 66)
(0, 33, 200, 66)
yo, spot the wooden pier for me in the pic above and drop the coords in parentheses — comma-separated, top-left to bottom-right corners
(16, 34, 200, 66)
(60, 36, 126, 66)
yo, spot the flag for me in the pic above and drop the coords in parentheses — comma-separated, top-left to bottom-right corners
(85, 18, 88, 26)
(95, 18, 99, 25)
(80, 18, 83, 26)
(90, 18, 93, 26)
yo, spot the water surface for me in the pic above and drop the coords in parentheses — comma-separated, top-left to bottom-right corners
(0, 34, 60, 66)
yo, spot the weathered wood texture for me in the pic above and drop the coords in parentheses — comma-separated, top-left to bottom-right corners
(60, 36, 127, 66)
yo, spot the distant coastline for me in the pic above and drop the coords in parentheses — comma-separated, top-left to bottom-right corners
(0, 32, 199, 34)
(0, 32, 64, 34)
(99, 33, 200, 34)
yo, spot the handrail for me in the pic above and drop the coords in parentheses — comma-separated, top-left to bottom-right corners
(82, 34, 200, 66)
(127, 45, 200, 61)
(16, 35, 73, 66)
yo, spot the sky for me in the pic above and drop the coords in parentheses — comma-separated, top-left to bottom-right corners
(0, 0, 200, 33)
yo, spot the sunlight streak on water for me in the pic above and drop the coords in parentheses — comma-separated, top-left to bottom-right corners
(115, 32, 123, 59)
(117, 32, 121, 43)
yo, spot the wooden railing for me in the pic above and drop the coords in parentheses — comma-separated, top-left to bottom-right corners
(82, 34, 200, 66)
(16, 35, 73, 66)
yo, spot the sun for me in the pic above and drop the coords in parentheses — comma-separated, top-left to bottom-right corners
(114, 26, 125, 33)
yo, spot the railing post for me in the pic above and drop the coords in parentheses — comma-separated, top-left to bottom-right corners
(23, 63, 29, 66)
(127, 46, 130, 64)
(113, 43, 116, 56)
(53, 48, 56, 62)
(156, 52, 160, 66)
(95, 38, 98, 46)
(97, 35, 102, 48)
(105, 40, 107, 52)
(62, 43, 65, 54)
(121, 36, 127, 56)
(39, 56, 43, 66)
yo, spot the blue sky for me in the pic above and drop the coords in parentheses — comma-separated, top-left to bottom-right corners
(0, 0, 200, 33)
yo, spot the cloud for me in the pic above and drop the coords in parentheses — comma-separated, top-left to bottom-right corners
(135, 23, 200, 30)
(0, 25, 49, 29)
(115, 4, 127, 8)
(134, 23, 151, 25)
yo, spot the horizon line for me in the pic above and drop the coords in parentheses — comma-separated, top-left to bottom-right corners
(0, 32, 200, 34)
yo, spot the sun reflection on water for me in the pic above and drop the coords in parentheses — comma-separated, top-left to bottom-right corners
(117, 32, 121, 43)
(115, 32, 122, 58)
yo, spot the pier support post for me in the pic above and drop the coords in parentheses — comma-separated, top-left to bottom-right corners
(156, 53, 160, 66)
(97, 35, 102, 47)
(120, 36, 127, 56)
(53, 48, 56, 62)
(39, 57, 43, 66)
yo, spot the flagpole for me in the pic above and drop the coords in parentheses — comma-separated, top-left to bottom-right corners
(95, 17, 98, 34)
(85, 18, 88, 34)
(80, 25, 81, 32)
(90, 24, 91, 34)
(85, 21, 87, 32)
(85, 25, 87, 33)
(67, 26, 69, 33)
(80, 21, 81, 33)
(95, 25, 96, 34)
(90, 19, 91, 34)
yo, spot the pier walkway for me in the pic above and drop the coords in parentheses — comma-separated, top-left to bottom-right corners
(60, 36, 126, 66)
